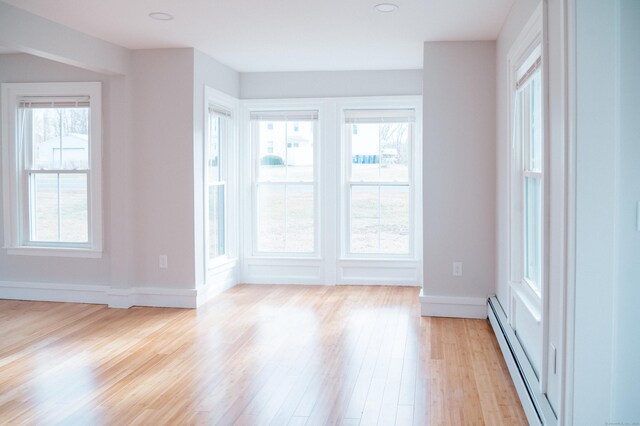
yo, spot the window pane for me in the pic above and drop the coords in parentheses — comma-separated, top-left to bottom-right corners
(379, 186, 409, 254)
(257, 185, 286, 252)
(350, 122, 409, 182)
(257, 120, 314, 182)
(350, 185, 410, 254)
(529, 72, 542, 172)
(257, 184, 314, 253)
(285, 185, 314, 252)
(208, 184, 225, 259)
(31, 173, 59, 242)
(351, 186, 379, 253)
(524, 177, 542, 291)
(31, 173, 87, 242)
(208, 115, 221, 182)
(31, 107, 89, 170)
(60, 174, 88, 242)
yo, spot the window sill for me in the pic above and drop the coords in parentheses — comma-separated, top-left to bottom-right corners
(5, 246, 103, 259)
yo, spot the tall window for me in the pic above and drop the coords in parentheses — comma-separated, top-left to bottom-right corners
(1, 82, 102, 255)
(250, 110, 318, 254)
(206, 106, 230, 262)
(514, 49, 543, 294)
(344, 109, 414, 255)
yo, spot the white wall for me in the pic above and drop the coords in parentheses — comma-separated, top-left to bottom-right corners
(421, 41, 496, 316)
(612, 1, 640, 418)
(574, 0, 640, 422)
(240, 70, 422, 99)
(130, 49, 196, 289)
(0, 53, 130, 288)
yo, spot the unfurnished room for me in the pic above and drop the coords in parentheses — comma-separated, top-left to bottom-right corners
(0, 0, 638, 424)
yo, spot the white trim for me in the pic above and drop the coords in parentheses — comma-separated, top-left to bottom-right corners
(203, 86, 240, 290)
(239, 95, 422, 286)
(0, 281, 209, 309)
(419, 292, 487, 319)
(1, 81, 103, 257)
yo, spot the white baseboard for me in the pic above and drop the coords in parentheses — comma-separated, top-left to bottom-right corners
(0, 280, 201, 309)
(419, 292, 488, 318)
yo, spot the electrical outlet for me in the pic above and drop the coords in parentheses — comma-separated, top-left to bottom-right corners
(159, 255, 168, 269)
(452, 262, 463, 277)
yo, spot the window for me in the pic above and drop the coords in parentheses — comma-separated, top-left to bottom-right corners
(513, 48, 543, 295)
(344, 109, 414, 255)
(206, 106, 230, 263)
(250, 110, 318, 254)
(1, 82, 102, 256)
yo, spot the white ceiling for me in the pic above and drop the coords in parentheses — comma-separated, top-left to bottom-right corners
(3, 0, 513, 72)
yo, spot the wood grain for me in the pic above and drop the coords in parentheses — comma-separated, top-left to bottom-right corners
(0, 285, 526, 425)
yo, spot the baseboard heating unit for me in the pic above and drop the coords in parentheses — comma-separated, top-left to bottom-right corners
(487, 296, 557, 426)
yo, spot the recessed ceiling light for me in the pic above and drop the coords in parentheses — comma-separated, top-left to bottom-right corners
(374, 3, 399, 12)
(149, 12, 174, 21)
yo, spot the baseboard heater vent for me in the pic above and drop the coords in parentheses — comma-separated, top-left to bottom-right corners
(487, 296, 557, 426)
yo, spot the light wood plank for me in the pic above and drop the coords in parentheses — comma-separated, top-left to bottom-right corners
(0, 285, 527, 425)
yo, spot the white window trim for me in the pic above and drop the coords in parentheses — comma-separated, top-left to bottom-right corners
(239, 96, 423, 287)
(243, 100, 323, 258)
(338, 100, 420, 260)
(204, 86, 239, 271)
(1, 82, 102, 258)
(507, 7, 546, 309)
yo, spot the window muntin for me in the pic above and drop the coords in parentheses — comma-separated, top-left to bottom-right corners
(1, 83, 102, 255)
(251, 110, 318, 254)
(515, 58, 543, 294)
(344, 109, 414, 256)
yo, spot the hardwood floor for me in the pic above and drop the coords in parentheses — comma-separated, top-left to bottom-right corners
(0, 285, 526, 425)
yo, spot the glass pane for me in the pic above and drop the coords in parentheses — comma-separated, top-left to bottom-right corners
(286, 121, 314, 181)
(350, 186, 379, 253)
(208, 115, 221, 183)
(257, 119, 315, 182)
(60, 174, 88, 242)
(31, 107, 89, 170)
(285, 185, 314, 252)
(350, 122, 409, 182)
(379, 186, 410, 254)
(524, 177, 542, 291)
(529, 71, 542, 172)
(379, 123, 410, 182)
(31, 173, 59, 242)
(208, 184, 225, 260)
(257, 185, 286, 252)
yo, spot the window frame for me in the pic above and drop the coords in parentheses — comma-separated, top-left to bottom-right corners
(339, 103, 419, 260)
(1, 82, 102, 258)
(512, 47, 545, 300)
(247, 103, 322, 258)
(203, 86, 238, 270)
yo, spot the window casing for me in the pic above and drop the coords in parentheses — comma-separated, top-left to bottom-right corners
(250, 110, 319, 256)
(2, 82, 102, 257)
(343, 109, 415, 257)
(513, 48, 544, 297)
(205, 106, 230, 265)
